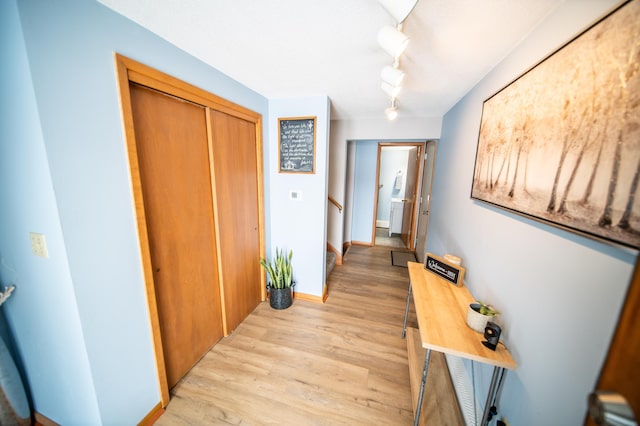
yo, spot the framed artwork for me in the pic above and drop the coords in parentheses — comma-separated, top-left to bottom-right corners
(278, 116, 316, 173)
(471, 0, 640, 249)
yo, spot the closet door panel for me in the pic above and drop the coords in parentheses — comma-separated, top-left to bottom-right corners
(130, 84, 223, 388)
(210, 109, 262, 333)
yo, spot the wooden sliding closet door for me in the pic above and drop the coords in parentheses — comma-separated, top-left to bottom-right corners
(130, 83, 224, 388)
(209, 110, 262, 333)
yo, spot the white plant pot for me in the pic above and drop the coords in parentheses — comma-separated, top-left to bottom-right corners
(466, 304, 498, 333)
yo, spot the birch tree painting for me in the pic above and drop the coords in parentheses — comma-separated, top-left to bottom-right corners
(471, 0, 640, 249)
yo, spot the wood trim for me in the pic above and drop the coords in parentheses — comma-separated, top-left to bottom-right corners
(374, 142, 425, 251)
(255, 115, 267, 302)
(277, 116, 317, 174)
(205, 109, 229, 336)
(113, 53, 170, 406)
(34, 412, 58, 426)
(294, 291, 326, 304)
(408, 144, 425, 251)
(326, 242, 343, 266)
(351, 240, 374, 247)
(343, 241, 351, 256)
(137, 403, 164, 426)
(371, 144, 383, 246)
(121, 62, 261, 123)
(114, 53, 265, 402)
(328, 195, 343, 213)
(586, 257, 640, 425)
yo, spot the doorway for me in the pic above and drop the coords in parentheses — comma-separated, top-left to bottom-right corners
(373, 143, 423, 250)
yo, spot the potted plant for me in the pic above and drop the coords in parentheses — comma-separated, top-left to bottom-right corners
(259, 247, 294, 310)
(466, 301, 499, 333)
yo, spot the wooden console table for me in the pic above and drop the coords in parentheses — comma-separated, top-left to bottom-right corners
(402, 262, 517, 426)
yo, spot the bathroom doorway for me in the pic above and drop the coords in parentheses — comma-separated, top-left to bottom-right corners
(373, 143, 423, 250)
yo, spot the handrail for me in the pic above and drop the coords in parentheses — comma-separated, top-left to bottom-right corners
(328, 195, 343, 213)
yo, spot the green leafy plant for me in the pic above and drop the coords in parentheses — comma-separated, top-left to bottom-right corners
(259, 247, 293, 289)
(471, 301, 499, 316)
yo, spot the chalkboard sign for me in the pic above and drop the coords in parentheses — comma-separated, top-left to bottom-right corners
(424, 253, 465, 287)
(278, 116, 316, 173)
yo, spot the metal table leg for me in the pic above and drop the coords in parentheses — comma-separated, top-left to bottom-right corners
(480, 366, 505, 426)
(414, 348, 432, 426)
(402, 281, 412, 338)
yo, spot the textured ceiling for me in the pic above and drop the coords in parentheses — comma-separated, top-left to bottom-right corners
(98, 0, 564, 120)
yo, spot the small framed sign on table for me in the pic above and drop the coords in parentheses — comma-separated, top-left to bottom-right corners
(278, 116, 316, 174)
(424, 253, 465, 287)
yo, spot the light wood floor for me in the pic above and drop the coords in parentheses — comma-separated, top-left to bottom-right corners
(375, 227, 406, 248)
(156, 245, 463, 425)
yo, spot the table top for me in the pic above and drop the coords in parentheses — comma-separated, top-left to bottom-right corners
(408, 262, 517, 370)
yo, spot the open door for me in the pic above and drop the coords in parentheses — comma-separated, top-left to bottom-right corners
(400, 146, 422, 249)
(414, 141, 437, 263)
(585, 258, 640, 425)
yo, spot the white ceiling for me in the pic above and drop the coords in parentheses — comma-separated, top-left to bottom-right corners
(98, 0, 564, 120)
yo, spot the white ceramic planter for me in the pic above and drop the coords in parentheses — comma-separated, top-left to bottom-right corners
(466, 304, 498, 333)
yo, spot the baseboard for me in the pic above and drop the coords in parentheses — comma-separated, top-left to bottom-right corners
(351, 240, 374, 247)
(35, 402, 164, 426)
(326, 242, 343, 265)
(138, 402, 164, 425)
(376, 220, 389, 228)
(294, 291, 325, 304)
(343, 241, 351, 255)
(34, 412, 58, 426)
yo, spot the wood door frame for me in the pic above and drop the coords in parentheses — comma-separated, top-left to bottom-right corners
(114, 54, 265, 406)
(415, 140, 437, 263)
(372, 142, 424, 249)
(585, 256, 640, 425)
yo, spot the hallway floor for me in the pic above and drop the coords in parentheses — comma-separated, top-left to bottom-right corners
(156, 245, 462, 425)
(375, 227, 406, 248)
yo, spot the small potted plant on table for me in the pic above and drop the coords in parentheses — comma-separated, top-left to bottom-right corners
(260, 247, 294, 310)
(466, 301, 499, 333)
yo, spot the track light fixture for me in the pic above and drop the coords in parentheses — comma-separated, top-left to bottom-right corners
(381, 65, 405, 87)
(377, 0, 419, 120)
(377, 25, 409, 59)
(385, 99, 399, 121)
(381, 81, 402, 99)
(378, 0, 419, 25)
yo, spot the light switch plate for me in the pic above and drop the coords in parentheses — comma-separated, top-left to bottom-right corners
(289, 190, 302, 200)
(29, 232, 49, 258)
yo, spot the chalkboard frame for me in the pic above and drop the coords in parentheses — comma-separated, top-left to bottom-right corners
(278, 116, 316, 174)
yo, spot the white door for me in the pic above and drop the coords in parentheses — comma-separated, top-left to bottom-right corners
(415, 141, 437, 263)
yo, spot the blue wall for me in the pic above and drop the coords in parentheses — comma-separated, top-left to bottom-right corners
(2, 0, 268, 423)
(351, 141, 379, 243)
(1, 0, 101, 422)
(268, 97, 331, 297)
(427, 0, 636, 424)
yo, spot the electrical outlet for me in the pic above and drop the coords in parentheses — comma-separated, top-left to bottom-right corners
(29, 232, 49, 258)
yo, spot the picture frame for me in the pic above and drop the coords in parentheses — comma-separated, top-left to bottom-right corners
(278, 116, 316, 174)
(471, 0, 640, 250)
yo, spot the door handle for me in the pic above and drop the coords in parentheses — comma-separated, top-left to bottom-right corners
(588, 391, 637, 426)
